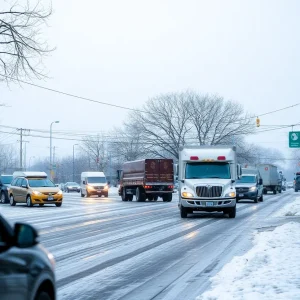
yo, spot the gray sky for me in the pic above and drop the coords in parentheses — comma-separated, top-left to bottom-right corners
(1, 0, 300, 169)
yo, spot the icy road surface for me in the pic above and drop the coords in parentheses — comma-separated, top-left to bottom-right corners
(0, 189, 296, 300)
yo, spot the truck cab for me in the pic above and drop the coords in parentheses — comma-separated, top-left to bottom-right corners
(178, 146, 241, 218)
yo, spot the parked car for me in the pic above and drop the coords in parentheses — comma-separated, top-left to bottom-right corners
(9, 171, 63, 207)
(0, 174, 13, 204)
(0, 214, 56, 300)
(64, 182, 80, 193)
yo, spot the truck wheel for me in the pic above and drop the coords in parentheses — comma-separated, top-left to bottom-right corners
(163, 194, 172, 202)
(122, 188, 128, 201)
(81, 191, 84, 197)
(136, 187, 146, 202)
(228, 206, 236, 218)
(180, 205, 188, 218)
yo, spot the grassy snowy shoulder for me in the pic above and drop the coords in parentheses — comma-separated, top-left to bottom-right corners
(196, 222, 300, 300)
(273, 196, 300, 217)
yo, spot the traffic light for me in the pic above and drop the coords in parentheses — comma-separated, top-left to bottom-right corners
(256, 117, 260, 127)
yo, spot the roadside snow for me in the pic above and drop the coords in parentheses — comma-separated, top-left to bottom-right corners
(109, 186, 119, 196)
(197, 222, 300, 300)
(273, 196, 300, 217)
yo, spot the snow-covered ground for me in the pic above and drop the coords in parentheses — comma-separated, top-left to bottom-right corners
(197, 196, 300, 300)
(273, 196, 300, 217)
(109, 186, 119, 196)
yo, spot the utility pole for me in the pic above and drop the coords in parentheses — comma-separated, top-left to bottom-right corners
(23, 141, 29, 170)
(17, 128, 30, 170)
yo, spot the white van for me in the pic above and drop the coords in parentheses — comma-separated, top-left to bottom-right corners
(80, 172, 108, 198)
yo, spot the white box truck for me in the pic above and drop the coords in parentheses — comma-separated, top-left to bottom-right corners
(256, 164, 280, 194)
(80, 172, 108, 198)
(178, 145, 242, 218)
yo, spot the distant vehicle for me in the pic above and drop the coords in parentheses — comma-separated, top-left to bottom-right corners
(64, 182, 80, 193)
(236, 168, 264, 203)
(9, 172, 63, 207)
(118, 159, 174, 202)
(287, 182, 294, 189)
(0, 175, 13, 204)
(294, 172, 300, 192)
(80, 172, 108, 198)
(257, 164, 281, 194)
(0, 214, 56, 300)
(178, 146, 242, 218)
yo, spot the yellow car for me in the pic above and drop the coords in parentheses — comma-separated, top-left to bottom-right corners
(9, 172, 63, 207)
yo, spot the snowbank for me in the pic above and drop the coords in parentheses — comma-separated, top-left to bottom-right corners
(197, 222, 300, 300)
(109, 186, 119, 196)
(273, 196, 300, 217)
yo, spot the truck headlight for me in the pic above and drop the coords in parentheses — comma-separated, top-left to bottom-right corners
(182, 192, 194, 198)
(87, 185, 94, 190)
(225, 192, 236, 198)
(249, 186, 257, 192)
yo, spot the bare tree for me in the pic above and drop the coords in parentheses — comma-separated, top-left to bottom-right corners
(0, 0, 53, 82)
(81, 135, 108, 171)
(126, 91, 252, 159)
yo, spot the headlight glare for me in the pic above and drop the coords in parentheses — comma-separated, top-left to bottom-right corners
(226, 192, 236, 198)
(182, 191, 194, 198)
(32, 190, 42, 196)
(249, 186, 257, 192)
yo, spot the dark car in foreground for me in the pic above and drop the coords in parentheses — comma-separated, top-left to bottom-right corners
(64, 182, 80, 193)
(0, 214, 56, 300)
(0, 175, 13, 204)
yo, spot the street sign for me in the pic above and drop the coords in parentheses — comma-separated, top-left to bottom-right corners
(289, 132, 300, 148)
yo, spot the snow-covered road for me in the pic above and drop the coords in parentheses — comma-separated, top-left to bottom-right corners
(0, 189, 297, 300)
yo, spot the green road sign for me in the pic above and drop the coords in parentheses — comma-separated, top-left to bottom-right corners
(289, 132, 300, 148)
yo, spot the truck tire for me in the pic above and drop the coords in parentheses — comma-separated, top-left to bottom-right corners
(180, 205, 188, 218)
(136, 187, 146, 202)
(228, 206, 236, 218)
(162, 194, 172, 202)
(278, 188, 282, 194)
(122, 188, 128, 201)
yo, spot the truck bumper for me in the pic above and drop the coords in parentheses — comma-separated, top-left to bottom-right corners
(179, 197, 236, 211)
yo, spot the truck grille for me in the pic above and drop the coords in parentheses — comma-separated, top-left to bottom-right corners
(196, 186, 222, 197)
(94, 186, 104, 190)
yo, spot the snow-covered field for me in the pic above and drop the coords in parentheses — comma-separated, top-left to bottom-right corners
(197, 196, 300, 300)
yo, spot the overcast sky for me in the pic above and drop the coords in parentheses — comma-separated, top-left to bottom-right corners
(1, 0, 300, 170)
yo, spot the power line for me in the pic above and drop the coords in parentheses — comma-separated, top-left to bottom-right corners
(1, 74, 300, 124)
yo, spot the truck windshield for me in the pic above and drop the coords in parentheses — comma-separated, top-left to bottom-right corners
(87, 177, 106, 183)
(237, 175, 256, 183)
(185, 162, 231, 179)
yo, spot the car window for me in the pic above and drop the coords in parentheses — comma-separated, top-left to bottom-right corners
(10, 178, 18, 186)
(21, 179, 28, 187)
(15, 178, 23, 187)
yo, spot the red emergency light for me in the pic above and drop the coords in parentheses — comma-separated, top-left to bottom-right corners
(190, 156, 199, 160)
(217, 156, 226, 161)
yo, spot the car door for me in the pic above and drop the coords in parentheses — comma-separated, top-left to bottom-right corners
(19, 179, 28, 203)
(0, 218, 28, 300)
(12, 178, 23, 202)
